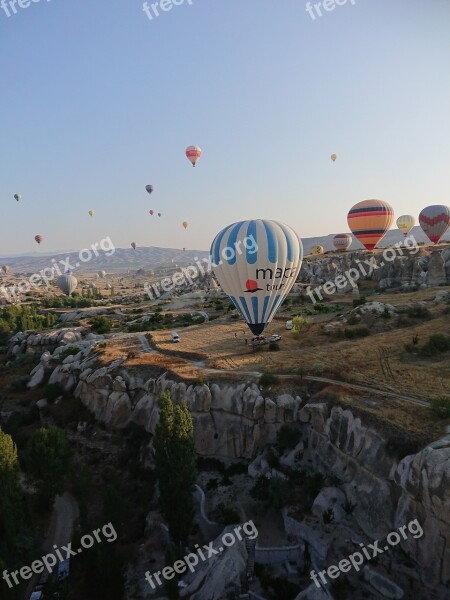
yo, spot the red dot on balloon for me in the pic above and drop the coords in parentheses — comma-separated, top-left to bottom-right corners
(246, 279, 258, 292)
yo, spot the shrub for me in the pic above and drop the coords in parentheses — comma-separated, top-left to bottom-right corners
(311, 362, 324, 376)
(212, 502, 240, 526)
(405, 305, 430, 319)
(430, 397, 450, 419)
(419, 334, 450, 357)
(353, 297, 366, 308)
(276, 425, 300, 453)
(268, 342, 280, 352)
(260, 372, 279, 387)
(7, 375, 30, 391)
(206, 478, 219, 491)
(44, 383, 65, 403)
(322, 509, 334, 524)
(59, 345, 80, 360)
(90, 316, 111, 334)
(343, 500, 356, 514)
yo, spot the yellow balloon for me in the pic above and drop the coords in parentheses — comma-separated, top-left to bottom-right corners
(182, 221, 188, 229)
(89, 210, 94, 217)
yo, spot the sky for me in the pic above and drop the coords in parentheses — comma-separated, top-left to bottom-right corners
(1, 0, 449, 255)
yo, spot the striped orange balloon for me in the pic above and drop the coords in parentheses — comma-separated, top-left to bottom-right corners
(347, 200, 394, 251)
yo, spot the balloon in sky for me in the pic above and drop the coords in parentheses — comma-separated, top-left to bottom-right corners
(89, 210, 94, 217)
(211, 220, 303, 335)
(347, 200, 394, 251)
(14, 193, 22, 202)
(149, 210, 154, 216)
(2, 265, 9, 274)
(98, 270, 106, 279)
(182, 221, 188, 229)
(35, 235, 43, 245)
(331, 154, 337, 162)
(186, 145, 202, 167)
(57, 274, 78, 296)
(311, 245, 324, 255)
(146, 185, 154, 195)
(131, 242, 137, 250)
(333, 233, 352, 252)
(158, 213, 162, 217)
(396, 215, 415, 238)
(418, 205, 450, 244)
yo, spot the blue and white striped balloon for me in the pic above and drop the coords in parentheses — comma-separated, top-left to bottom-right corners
(210, 220, 303, 335)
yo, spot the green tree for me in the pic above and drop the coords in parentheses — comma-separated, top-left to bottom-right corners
(27, 427, 72, 505)
(154, 392, 197, 545)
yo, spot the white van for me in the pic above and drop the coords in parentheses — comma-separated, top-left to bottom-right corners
(171, 332, 180, 343)
(286, 320, 293, 330)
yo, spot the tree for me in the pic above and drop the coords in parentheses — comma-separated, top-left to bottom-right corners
(27, 427, 72, 505)
(154, 392, 197, 545)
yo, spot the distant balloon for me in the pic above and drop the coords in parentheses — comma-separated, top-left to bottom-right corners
(2, 265, 9, 274)
(186, 145, 202, 167)
(98, 270, 106, 279)
(14, 193, 22, 202)
(149, 210, 154, 216)
(89, 210, 94, 217)
(347, 200, 394, 251)
(35, 235, 43, 245)
(105, 283, 112, 290)
(419, 205, 450, 244)
(333, 233, 352, 252)
(57, 274, 78, 296)
(131, 242, 137, 250)
(89, 283, 97, 289)
(396, 215, 415, 238)
(158, 213, 162, 217)
(182, 221, 188, 230)
(211, 220, 303, 335)
(331, 154, 337, 162)
(183, 247, 186, 252)
(145, 185, 154, 195)
(311, 245, 324, 255)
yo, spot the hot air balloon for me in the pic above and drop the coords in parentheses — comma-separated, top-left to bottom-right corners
(57, 274, 78, 296)
(396, 215, 415, 238)
(89, 282, 97, 290)
(186, 145, 202, 167)
(183, 247, 186, 252)
(98, 270, 106, 279)
(158, 213, 162, 217)
(347, 200, 394, 251)
(311, 245, 324, 255)
(14, 193, 22, 202)
(2, 265, 9, 274)
(149, 210, 154, 216)
(419, 205, 450, 244)
(333, 234, 352, 252)
(146, 185, 154, 195)
(105, 283, 112, 290)
(131, 242, 137, 250)
(211, 220, 303, 335)
(331, 154, 337, 162)
(35, 235, 43, 245)
(89, 210, 94, 217)
(182, 221, 188, 230)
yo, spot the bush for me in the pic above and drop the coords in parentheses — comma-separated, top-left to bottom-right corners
(59, 345, 80, 360)
(212, 503, 240, 525)
(431, 397, 450, 419)
(90, 316, 111, 334)
(7, 375, 29, 391)
(276, 425, 300, 453)
(260, 372, 279, 387)
(311, 362, 324, 376)
(322, 509, 334, 524)
(405, 305, 430, 319)
(44, 383, 65, 403)
(268, 342, 280, 352)
(419, 334, 450, 357)
(352, 297, 366, 308)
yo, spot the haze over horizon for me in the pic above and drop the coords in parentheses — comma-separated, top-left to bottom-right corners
(1, 0, 449, 255)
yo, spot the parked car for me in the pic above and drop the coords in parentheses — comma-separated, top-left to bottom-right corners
(286, 320, 293, 330)
(171, 332, 180, 343)
(269, 334, 281, 342)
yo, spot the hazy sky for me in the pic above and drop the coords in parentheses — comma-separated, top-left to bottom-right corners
(1, 0, 449, 255)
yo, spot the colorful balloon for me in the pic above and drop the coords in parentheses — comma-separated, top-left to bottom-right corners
(311, 245, 324, 255)
(396, 215, 415, 237)
(419, 205, 450, 244)
(182, 221, 188, 229)
(57, 274, 78, 296)
(186, 145, 202, 167)
(333, 234, 352, 252)
(14, 193, 22, 202)
(146, 185, 154, 195)
(211, 220, 303, 335)
(35, 235, 43, 245)
(347, 200, 394, 251)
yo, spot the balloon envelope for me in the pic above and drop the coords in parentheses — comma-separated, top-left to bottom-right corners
(35, 235, 43, 245)
(89, 210, 94, 217)
(396, 215, 415, 237)
(333, 234, 352, 252)
(145, 185, 154, 195)
(158, 213, 162, 217)
(311, 245, 324, 255)
(419, 205, 450, 244)
(98, 270, 106, 279)
(186, 145, 202, 167)
(14, 193, 22, 201)
(347, 200, 394, 251)
(57, 274, 78, 296)
(2, 265, 9, 274)
(149, 210, 154, 216)
(331, 154, 337, 162)
(182, 221, 188, 229)
(131, 242, 136, 250)
(211, 220, 303, 335)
